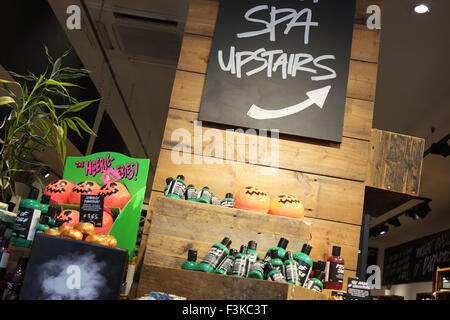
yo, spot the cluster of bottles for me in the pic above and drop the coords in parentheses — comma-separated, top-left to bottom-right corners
(181, 237, 345, 292)
(164, 175, 234, 207)
(11, 188, 65, 248)
(0, 226, 28, 300)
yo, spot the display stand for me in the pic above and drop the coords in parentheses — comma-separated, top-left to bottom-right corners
(137, 196, 326, 300)
(434, 267, 450, 300)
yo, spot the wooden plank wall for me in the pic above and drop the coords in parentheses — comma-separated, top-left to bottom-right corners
(138, 0, 381, 292)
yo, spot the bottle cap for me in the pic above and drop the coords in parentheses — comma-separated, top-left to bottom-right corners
(1, 236, 10, 248)
(239, 245, 248, 254)
(187, 184, 195, 189)
(187, 249, 197, 262)
(301, 244, 312, 255)
(202, 186, 210, 190)
(39, 215, 51, 224)
(41, 194, 51, 204)
(270, 249, 280, 259)
(221, 237, 232, 248)
(28, 187, 39, 200)
(229, 249, 238, 257)
(7, 202, 16, 212)
(165, 177, 173, 185)
(47, 207, 57, 218)
(17, 256, 28, 269)
(315, 260, 326, 272)
(248, 240, 257, 251)
(285, 251, 294, 261)
(177, 175, 185, 181)
(277, 237, 289, 249)
(54, 219, 65, 227)
(225, 193, 233, 199)
(332, 246, 341, 256)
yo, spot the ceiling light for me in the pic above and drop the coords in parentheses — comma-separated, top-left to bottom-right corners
(41, 168, 51, 179)
(378, 225, 389, 235)
(370, 224, 389, 237)
(406, 207, 420, 220)
(388, 217, 401, 227)
(416, 201, 431, 219)
(414, 4, 430, 14)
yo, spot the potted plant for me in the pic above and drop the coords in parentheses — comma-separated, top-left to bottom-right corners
(0, 47, 98, 203)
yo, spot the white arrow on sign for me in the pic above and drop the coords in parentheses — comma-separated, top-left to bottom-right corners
(247, 85, 332, 120)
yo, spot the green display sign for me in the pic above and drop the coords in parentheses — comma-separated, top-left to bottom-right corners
(63, 152, 150, 260)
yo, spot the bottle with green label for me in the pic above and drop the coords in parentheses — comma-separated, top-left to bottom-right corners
(185, 185, 198, 201)
(215, 248, 237, 275)
(247, 241, 259, 265)
(220, 193, 234, 208)
(264, 262, 286, 282)
(163, 177, 173, 196)
(305, 271, 325, 292)
(197, 237, 232, 273)
(196, 187, 212, 204)
(284, 252, 300, 285)
(39, 195, 51, 215)
(181, 249, 198, 271)
(248, 260, 266, 280)
(166, 175, 186, 199)
(294, 244, 313, 286)
(263, 237, 289, 262)
(11, 188, 42, 248)
(231, 245, 250, 278)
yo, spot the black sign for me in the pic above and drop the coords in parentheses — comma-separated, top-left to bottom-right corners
(199, 0, 356, 143)
(80, 195, 104, 227)
(383, 229, 450, 285)
(346, 277, 371, 300)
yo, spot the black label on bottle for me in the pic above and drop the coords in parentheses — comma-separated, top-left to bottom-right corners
(12, 206, 41, 240)
(220, 200, 234, 208)
(168, 180, 186, 199)
(269, 271, 286, 282)
(185, 187, 198, 200)
(201, 246, 228, 269)
(297, 260, 312, 286)
(198, 189, 212, 202)
(285, 262, 299, 283)
(326, 261, 344, 283)
(250, 260, 265, 275)
(305, 280, 322, 292)
(216, 257, 234, 275)
(232, 256, 248, 277)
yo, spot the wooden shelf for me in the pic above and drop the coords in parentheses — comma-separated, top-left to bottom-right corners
(437, 267, 450, 273)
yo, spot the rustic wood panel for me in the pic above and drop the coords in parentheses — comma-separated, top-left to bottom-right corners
(145, 194, 360, 270)
(347, 60, 378, 101)
(367, 129, 425, 196)
(163, 108, 369, 181)
(137, 264, 326, 300)
(153, 149, 365, 225)
(185, 0, 381, 64)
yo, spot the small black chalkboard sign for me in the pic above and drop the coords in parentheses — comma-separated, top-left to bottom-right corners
(80, 194, 104, 227)
(346, 277, 371, 300)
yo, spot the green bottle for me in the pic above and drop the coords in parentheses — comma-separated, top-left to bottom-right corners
(294, 244, 313, 286)
(263, 237, 289, 262)
(211, 194, 220, 205)
(220, 193, 234, 208)
(268, 249, 284, 275)
(163, 177, 173, 196)
(215, 248, 238, 275)
(231, 245, 250, 277)
(166, 175, 186, 199)
(248, 260, 265, 279)
(264, 262, 286, 282)
(284, 252, 300, 285)
(185, 185, 198, 201)
(305, 271, 325, 292)
(181, 249, 198, 271)
(35, 215, 51, 234)
(247, 241, 260, 265)
(197, 237, 232, 273)
(196, 186, 212, 204)
(39, 194, 51, 215)
(12, 188, 42, 248)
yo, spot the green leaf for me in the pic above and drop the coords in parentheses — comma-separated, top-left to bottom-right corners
(71, 116, 96, 136)
(0, 96, 15, 106)
(44, 45, 53, 64)
(0, 78, 21, 88)
(65, 118, 82, 138)
(62, 99, 99, 115)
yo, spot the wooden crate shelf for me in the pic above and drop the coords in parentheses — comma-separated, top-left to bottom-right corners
(138, 264, 327, 300)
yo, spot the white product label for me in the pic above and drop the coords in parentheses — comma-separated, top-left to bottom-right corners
(27, 209, 42, 241)
(0, 252, 9, 268)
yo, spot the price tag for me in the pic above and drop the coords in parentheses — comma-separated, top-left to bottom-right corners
(346, 278, 371, 300)
(80, 195, 104, 227)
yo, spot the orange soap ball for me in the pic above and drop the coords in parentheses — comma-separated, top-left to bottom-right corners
(234, 186, 270, 213)
(268, 195, 305, 219)
(55, 209, 80, 227)
(43, 179, 74, 204)
(94, 211, 114, 235)
(98, 182, 131, 210)
(69, 181, 101, 205)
